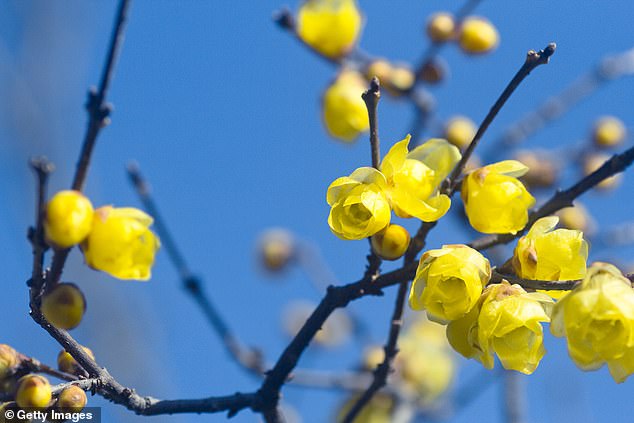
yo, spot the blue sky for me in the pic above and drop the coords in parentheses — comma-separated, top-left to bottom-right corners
(1, 1, 634, 422)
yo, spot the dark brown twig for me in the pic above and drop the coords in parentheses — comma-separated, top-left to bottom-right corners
(47, 0, 131, 287)
(469, 144, 634, 251)
(442, 43, 557, 194)
(363, 77, 381, 170)
(342, 281, 408, 422)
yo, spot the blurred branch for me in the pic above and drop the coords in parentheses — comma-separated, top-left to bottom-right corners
(127, 163, 266, 376)
(47, 0, 131, 287)
(492, 47, 634, 149)
(470, 143, 634, 251)
(503, 371, 526, 423)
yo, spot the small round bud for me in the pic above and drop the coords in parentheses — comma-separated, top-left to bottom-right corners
(41, 283, 86, 330)
(514, 150, 558, 188)
(57, 347, 94, 376)
(365, 59, 393, 85)
(44, 190, 94, 248)
(426, 12, 456, 43)
(592, 116, 626, 148)
(556, 204, 596, 235)
(418, 58, 449, 84)
(0, 345, 19, 379)
(15, 374, 51, 409)
(458, 17, 499, 54)
(56, 385, 87, 412)
(257, 229, 295, 272)
(371, 224, 410, 261)
(583, 153, 622, 190)
(386, 65, 415, 95)
(444, 116, 476, 150)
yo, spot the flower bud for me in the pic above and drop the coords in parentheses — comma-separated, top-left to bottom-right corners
(57, 347, 95, 376)
(592, 116, 626, 148)
(556, 203, 596, 235)
(371, 224, 410, 261)
(426, 12, 456, 43)
(458, 17, 499, 54)
(365, 59, 393, 84)
(514, 150, 558, 188)
(418, 58, 448, 84)
(297, 0, 362, 59)
(384, 65, 415, 96)
(444, 116, 476, 150)
(56, 385, 87, 413)
(15, 374, 51, 409)
(257, 229, 295, 272)
(0, 345, 19, 379)
(44, 190, 94, 248)
(322, 70, 370, 142)
(41, 283, 86, 330)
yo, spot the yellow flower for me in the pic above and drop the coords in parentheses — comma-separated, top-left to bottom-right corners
(447, 281, 552, 374)
(381, 135, 461, 222)
(397, 318, 455, 403)
(592, 116, 626, 148)
(513, 216, 588, 282)
(461, 160, 535, 234)
(297, 0, 362, 59)
(82, 206, 160, 280)
(409, 244, 491, 323)
(327, 167, 391, 240)
(44, 190, 94, 248)
(322, 70, 369, 142)
(550, 263, 634, 382)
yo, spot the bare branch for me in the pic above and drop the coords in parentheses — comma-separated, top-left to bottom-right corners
(363, 77, 381, 170)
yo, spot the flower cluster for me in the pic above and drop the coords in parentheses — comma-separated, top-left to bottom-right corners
(327, 136, 461, 244)
(45, 190, 160, 281)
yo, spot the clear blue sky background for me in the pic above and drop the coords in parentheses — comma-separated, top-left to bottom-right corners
(1, 1, 634, 422)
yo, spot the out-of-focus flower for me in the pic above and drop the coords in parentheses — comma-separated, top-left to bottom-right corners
(297, 0, 362, 59)
(461, 160, 535, 234)
(447, 281, 552, 374)
(583, 153, 622, 190)
(0, 345, 18, 379)
(458, 16, 499, 54)
(381, 135, 461, 222)
(592, 116, 627, 148)
(514, 150, 558, 188)
(551, 263, 634, 383)
(336, 394, 393, 423)
(426, 12, 456, 43)
(257, 228, 295, 272)
(556, 203, 596, 235)
(409, 244, 491, 323)
(444, 116, 476, 150)
(327, 167, 391, 240)
(82, 206, 160, 280)
(322, 70, 369, 142)
(513, 216, 588, 281)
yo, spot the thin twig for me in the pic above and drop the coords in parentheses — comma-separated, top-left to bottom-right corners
(442, 43, 557, 194)
(469, 144, 634, 251)
(342, 281, 408, 423)
(363, 77, 381, 170)
(27, 157, 54, 303)
(47, 0, 131, 287)
(126, 163, 266, 376)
